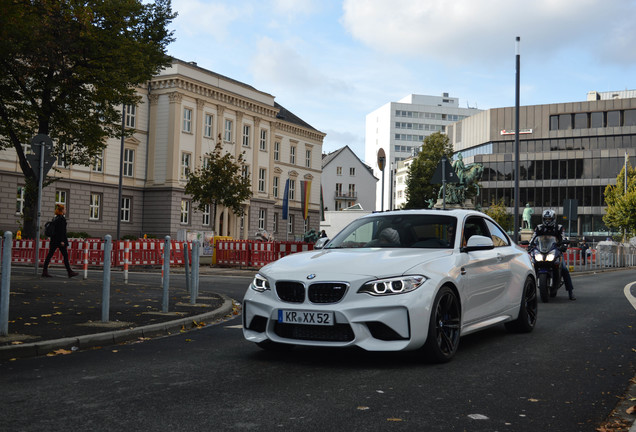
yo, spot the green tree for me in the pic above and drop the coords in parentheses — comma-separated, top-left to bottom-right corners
(185, 137, 253, 227)
(603, 159, 636, 240)
(404, 132, 454, 209)
(0, 0, 176, 238)
(484, 198, 513, 232)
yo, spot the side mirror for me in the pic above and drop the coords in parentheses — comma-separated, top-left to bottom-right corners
(461, 235, 495, 253)
(314, 237, 329, 250)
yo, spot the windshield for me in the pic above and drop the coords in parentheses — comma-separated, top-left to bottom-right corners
(535, 235, 558, 253)
(325, 214, 457, 249)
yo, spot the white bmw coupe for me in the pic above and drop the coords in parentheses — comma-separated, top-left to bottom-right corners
(243, 209, 537, 362)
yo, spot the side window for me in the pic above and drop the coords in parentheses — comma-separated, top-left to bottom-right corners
(462, 217, 488, 246)
(485, 219, 510, 247)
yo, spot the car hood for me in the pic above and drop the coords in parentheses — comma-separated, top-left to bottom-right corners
(259, 248, 454, 280)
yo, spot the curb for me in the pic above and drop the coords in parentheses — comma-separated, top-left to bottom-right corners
(0, 294, 236, 361)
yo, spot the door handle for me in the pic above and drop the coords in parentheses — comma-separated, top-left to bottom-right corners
(461, 267, 466, 275)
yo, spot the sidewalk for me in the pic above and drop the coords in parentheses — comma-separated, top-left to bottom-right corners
(0, 265, 249, 360)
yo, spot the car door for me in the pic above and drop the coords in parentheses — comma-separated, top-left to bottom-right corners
(460, 216, 512, 324)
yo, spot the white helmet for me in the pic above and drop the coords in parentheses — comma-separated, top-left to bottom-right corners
(542, 209, 556, 228)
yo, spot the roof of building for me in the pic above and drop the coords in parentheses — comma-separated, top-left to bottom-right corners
(274, 102, 320, 132)
(322, 145, 377, 179)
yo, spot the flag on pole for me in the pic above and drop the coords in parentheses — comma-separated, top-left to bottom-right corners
(320, 185, 325, 221)
(301, 180, 311, 220)
(282, 179, 290, 220)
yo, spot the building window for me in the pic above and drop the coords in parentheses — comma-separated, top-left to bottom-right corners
(258, 209, 266, 230)
(349, 167, 356, 176)
(591, 111, 604, 128)
(89, 193, 101, 221)
(288, 214, 294, 234)
(273, 212, 278, 233)
(16, 186, 25, 215)
(123, 148, 134, 177)
(180, 200, 190, 224)
(242, 164, 250, 180)
(274, 141, 280, 161)
(290, 146, 296, 164)
(92, 150, 104, 172)
(57, 143, 69, 168)
(125, 104, 136, 128)
(289, 179, 296, 200)
(203, 156, 210, 169)
(56, 190, 67, 206)
(260, 129, 267, 151)
(224, 119, 233, 142)
(607, 111, 621, 127)
(258, 168, 266, 192)
(336, 166, 342, 176)
(204, 114, 213, 138)
(273, 176, 279, 198)
(181, 152, 191, 180)
(183, 107, 192, 133)
(305, 149, 311, 168)
(242, 124, 250, 147)
(120, 197, 131, 222)
(202, 204, 210, 226)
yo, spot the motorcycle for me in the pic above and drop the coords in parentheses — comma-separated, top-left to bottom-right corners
(526, 235, 569, 303)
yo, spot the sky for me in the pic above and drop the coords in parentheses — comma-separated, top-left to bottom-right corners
(166, 0, 636, 165)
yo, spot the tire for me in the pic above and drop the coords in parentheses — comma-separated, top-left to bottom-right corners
(256, 340, 294, 352)
(423, 286, 461, 363)
(538, 272, 549, 303)
(505, 277, 538, 333)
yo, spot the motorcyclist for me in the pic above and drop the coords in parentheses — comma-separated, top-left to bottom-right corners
(529, 209, 576, 301)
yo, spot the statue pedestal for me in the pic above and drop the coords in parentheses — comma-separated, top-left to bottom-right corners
(519, 229, 533, 242)
(433, 199, 475, 210)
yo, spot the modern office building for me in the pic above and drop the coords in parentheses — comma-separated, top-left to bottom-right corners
(365, 93, 482, 211)
(321, 146, 377, 212)
(1, 59, 325, 241)
(446, 90, 636, 239)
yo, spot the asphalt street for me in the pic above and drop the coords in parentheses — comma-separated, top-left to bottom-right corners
(0, 268, 635, 431)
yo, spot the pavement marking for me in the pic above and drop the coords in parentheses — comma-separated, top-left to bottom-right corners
(624, 281, 636, 311)
(225, 324, 243, 329)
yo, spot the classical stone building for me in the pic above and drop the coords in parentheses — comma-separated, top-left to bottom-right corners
(0, 59, 325, 241)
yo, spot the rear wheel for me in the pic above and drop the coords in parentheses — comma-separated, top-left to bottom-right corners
(505, 277, 538, 333)
(538, 273, 549, 303)
(424, 286, 461, 363)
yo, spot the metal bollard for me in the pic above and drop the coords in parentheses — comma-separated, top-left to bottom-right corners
(191, 240, 200, 304)
(124, 240, 130, 284)
(162, 236, 170, 313)
(1, 232, 13, 336)
(184, 241, 191, 299)
(102, 235, 112, 322)
(83, 240, 89, 279)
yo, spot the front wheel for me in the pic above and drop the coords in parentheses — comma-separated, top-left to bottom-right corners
(538, 272, 549, 303)
(423, 286, 461, 363)
(505, 277, 538, 333)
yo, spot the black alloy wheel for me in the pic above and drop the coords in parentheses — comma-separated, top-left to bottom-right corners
(505, 276, 538, 333)
(424, 286, 461, 363)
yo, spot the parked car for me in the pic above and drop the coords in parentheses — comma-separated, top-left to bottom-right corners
(243, 209, 537, 362)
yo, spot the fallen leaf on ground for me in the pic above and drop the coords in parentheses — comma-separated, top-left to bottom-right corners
(387, 418, 403, 422)
(627, 405, 636, 415)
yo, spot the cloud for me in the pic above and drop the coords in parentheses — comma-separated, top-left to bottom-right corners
(341, 0, 636, 67)
(171, 0, 250, 41)
(250, 36, 353, 95)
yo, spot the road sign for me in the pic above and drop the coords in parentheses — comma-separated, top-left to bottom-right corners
(431, 156, 459, 184)
(27, 134, 56, 180)
(377, 148, 386, 171)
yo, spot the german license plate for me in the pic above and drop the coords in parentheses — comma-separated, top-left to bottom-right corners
(278, 310, 334, 326)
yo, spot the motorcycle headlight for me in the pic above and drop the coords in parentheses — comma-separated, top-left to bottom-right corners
(545, 251, 557, 262)
(358, 275, 427, 296)
(250, 273, 270, 292)
(532, 251, 544, 262)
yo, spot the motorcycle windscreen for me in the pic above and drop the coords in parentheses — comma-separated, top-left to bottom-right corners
(536, 235, 558, 253)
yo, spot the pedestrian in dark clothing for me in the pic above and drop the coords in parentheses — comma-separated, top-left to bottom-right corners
(42, 204, 78, 278)
(580, 240, 589, 261)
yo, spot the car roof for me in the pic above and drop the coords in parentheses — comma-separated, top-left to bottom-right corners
(361, 208, 486, 219)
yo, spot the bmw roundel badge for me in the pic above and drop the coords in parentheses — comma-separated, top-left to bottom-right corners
(306, 274, 316, 280)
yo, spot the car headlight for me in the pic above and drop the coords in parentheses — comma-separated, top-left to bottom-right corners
(358, 275, 427, 296)
(250, 273, 270, 292)
(545, 251, 556, 262)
